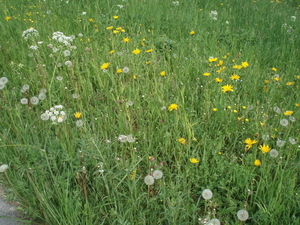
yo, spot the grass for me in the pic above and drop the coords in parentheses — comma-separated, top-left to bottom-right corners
(0, 0, 300, 224)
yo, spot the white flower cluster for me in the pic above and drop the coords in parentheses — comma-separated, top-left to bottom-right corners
(209, 10, 218, 20)
(0, 77, 8, 90)
(172, 1, 179, 6)
(20, 85, 46, 105)
(41, 105, 66, 124)
(144, 170, 163, 185)
(22, 28, 39, 40)
(118, 134, 135, 143)
(52, 31, 75, 46)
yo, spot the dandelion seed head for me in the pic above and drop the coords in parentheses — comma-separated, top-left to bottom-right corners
(144, 175, 155, 185)
(30, 96, 39, 105)
(153, 170, 163, 179)
(276, 140, 285, 147)
(237, 209, 249, 221)
(202, 189, 213, 200)
(280, 119, 289, 126)
(0, 164, 9, 172)
(20, 98, 28, 105)
(76, 120, 84, 127)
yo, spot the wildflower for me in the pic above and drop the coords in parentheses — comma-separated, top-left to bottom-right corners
(280, 119, 289, 126)
(30, 96, 39, 105)
(38, 93, 46, 100)
(289, 116, 296, 122)
(63, 50, 71, 57)
(276, 140, 285, 147)
(203, 72, 211, 76)
(221, 84, 234, 93)
(76, 120, 84, 127)
(0, 83, 5, 90)
(144, 175, 155, 185)
(241, 62, 249, 68)
(74, 112, 82, 118)
(215, 78, 223, 83)
(145, 49, 153, 53)
(289, 137, 296, 145)
(0, 77, 8, 84)
(284, 110, 293, 116)
(230, 74, 240, 80)
(0, 164, 8, 172)
(106, 26, 113, 30)
(190, 158, 199, 163)
(160, 71, 166, 76)
(202, 189, 213, 200)
(286, 82, 295, 85)
(122, 67, 130, 73)
(40, 113, 50, 121)
(89, 18, 95, 22)
(233, 65, 243, 69)
(274, 76, 280, 81)
(273, 106, 281, 113)
(207, 219, 220, 225)
(237, 209, 249, 221)
(259, 144, 271, 153)
(269, 149, 279, 158)
(208, 57, 218, 62)
(190, 30, 195, 35)
(122, 37, 130, 43)
(116, 68, 122, 73)
(126, 134, 135, 143)
(65, 61, 72, 67)
(132, 48, 141, 55)
(153, 170, 163, 179)
(20, 98, 28, 105)
(56, 76, 63, 81)
(118, 135, 127, 143)
(271, 67, 277, 71)
(168, 103, 179, 111)
(254, 159, 261, 166)
(113, 15, 119, 19)
(177, 138, 186, 144)
(129, 169, 137, 180)
(127, 101, 134, 106)
(101, 62, 110, 70)
(5, 17, 11, 21)
(244, 138, 257, 149)
(212, 108, 218, 111)
(109, 50, 115, 54)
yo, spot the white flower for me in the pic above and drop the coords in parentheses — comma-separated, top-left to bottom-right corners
(38, 93, 46, 100)
(289, 137, 296, 145)
(291, 16, 296, 21)
(22, 28, 39, 40)
(72, 93, 79, 98)
(276, 140, 285, 147)
(20, 98, 28, 105)
(153, 170, 163, 179)
(0, 83, 5, 90)
(50, 116, 57, 121)
(30, 96, 39, 105)
(172, 1, 179, 6)
(0, 164, 9, 172)
(202, 189, 213, 200)
(273, 106, 281, 113)
(63, 50, 71, 57)
(117, 4, 124, 8)
(81, 12, 87, 15)
(118, 135, 128, 143)
(0, 77, 8, 84)
(269, 149, 279, 158)
(289, 116, 296, 122)
(126, 134, 135, 143)
(52, 47, 59, 53)
(56, 76, 63, 81)
(39, 88, 47, 94)
(65, 61, 72, 67)
(55, 105, 64, 109)
(57, 117, 64, 123)
(76, 120, 84, 127)
(30, 45, 38, 50)
(40, 113, 50, 121)
(122, 66, 130, 73)
(78, 33, 83, 38)
(280, 119, 289, 126)
(207, 219, 220, 225)
(144, 175, 155, 185)
(262, 134, 270, 141)
(127, 101, 134, 106)
(22, 84, 30, 91)
(237, 209, 249, 221)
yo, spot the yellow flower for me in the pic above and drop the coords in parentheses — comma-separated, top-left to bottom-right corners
(74, 112, 82, 119)
(244, 138, 257, 149)
(245, 118, 249, 122)
(89, 18, 95, 22)
(295, 103, 300, 107)
(203, 72, 211, 77)
(221, 84, 234, 93)
(177, 138, 186, 144)
(212, 108, 218, 111)
(264, 80, 270, 84)
(109, 50, 115, 54)
(241, 62, 249, 68)
(233, 65, 243, 69)
(113, 30, 119, 34)
(145, 49, 153, 53)
(215, 78, 223, 83)
(216, 60, 224, 66)
(190, 158, 199, 163)
(123, 37, 130, 43)
(284, 110, 293, 116)
(208, 57, 218, 62)
(271, 67, 277, 71)
(168, 103, 179, 111)
(113, 15, 119, 19)
(100, 62, 110, 70)
(132, 48, 141, 55)
(116, 68, 122, 73)
(259, 144, 271, 153)
(254, 159, 261, 166)
(106, 26, 113, 30)
(286, 82, 295, 85)
(160, 71, 166, 76)
(274, 77, 280, 81)
(190, 30, 195, 35)
(230, 74, 240, 80)
(133, 75, 137, 79)
(5, 16, 11, 21)
(129, 169, 137, 180)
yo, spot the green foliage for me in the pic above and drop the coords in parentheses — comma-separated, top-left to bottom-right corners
(0, 0, 299, 224)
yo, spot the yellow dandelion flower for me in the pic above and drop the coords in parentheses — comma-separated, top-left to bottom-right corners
(89, 18, 95, 22)
(295, 103, 300, 107)
(116, 68, 122, 73)
(113, 15, 119, 19)
(133, 75, 137, 79)
(145, 49, 153, 53)
(284, 110, 293, 116)
(132, 48, 141, 55)
(212, 108, 218, 111)
(123, 37, 130, 43)
(286, 82, 295, 85)
(106, 26, 113, 30)
(190, 30, 195, 35)
(274, 77, 280, 81)
(254, 159, 261, 166)
(241, 62, 249, 68)
(221, 84, 234, 93)
(271, 67, 277, 71)
(203, 72, 211, 77)
(74, 112, 82, 118)
(230, 74, 240, 80)
(233, 65, 243, 69)
(208, 57, 218, 62)
(177, 138, 186, 144)
(259, 144, 271, 153)
(5, 16, 11, 21)
(215, 78, 223, 83)
(113, 30, 119, 34)
(160, 71, 166, 76)
(100, 62, 110, 70)
(190, 158, 199, 163)
(168, 103, 179, 111)
(244, 138, 257, 149)
(109, 50, 115, 54)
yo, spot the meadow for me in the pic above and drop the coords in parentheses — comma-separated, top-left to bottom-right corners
(0, 0, 300, 224)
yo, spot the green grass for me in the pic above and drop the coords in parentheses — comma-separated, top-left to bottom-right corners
(0, 0, 300, 224)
